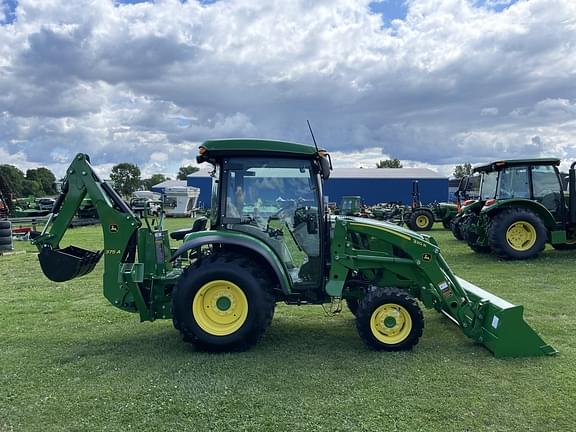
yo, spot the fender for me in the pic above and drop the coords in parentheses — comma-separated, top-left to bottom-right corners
(480, 199, 557, 227)
(170, 230, 292, 295)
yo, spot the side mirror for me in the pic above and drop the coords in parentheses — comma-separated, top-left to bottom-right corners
(318, 152, 332, 180)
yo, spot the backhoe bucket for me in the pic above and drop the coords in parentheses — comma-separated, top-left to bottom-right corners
(38, 245, 103, 282)
(455, 277, 557, 358)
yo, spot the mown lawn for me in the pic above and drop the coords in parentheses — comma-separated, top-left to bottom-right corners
(1, 219, 575, 431)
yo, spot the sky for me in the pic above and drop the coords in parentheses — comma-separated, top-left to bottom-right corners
(0, 0, 575, 179)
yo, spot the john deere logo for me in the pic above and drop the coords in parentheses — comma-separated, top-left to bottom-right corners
(110, 224, 119, 233)
(422, 253, 432, 262)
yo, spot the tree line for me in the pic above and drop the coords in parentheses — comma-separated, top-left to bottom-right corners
(0, 162, 199, 199)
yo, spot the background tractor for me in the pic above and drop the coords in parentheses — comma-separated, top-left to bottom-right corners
(462, 158, 576, 259)
(450, 174, 481, 240)
(32, 141, 555, 357)
(405, 181, 459, 231)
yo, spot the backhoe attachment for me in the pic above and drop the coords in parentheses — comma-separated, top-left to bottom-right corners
(32, 154, 140, 283)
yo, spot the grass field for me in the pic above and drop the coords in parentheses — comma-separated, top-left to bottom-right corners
(1, 219, 575, 431)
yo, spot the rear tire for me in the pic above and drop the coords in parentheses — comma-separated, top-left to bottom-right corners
(0, 237, 12, 245)
(172, 252, 275, 352)
(346, 298, 359, 316)
(356, 288, 424, 351)
(408, 210, 434, 231)
(488, 209, 547, 260)
(0, 221, 10, 229)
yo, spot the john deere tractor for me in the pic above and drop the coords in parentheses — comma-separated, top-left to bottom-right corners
(405, 181, 459, 231)
(32, 141, 555, 357)
(462, 158, 576, 259)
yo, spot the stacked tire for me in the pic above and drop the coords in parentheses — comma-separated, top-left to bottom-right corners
(0, 220, 12, 252)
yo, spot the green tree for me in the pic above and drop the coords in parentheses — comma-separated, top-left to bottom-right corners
(177, 165, 199, 180)
(26, 167, 57, 195)
(110, 163, 141, 197)
(453, 163, 473, 179)
(141, 174, 168, 190)
(376, 159, 403, 168)
(0, 165, 25, 197)
(22, 179, 43, 197)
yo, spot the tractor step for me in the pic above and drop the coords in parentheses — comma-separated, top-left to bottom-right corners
(455, 276, 557, 358)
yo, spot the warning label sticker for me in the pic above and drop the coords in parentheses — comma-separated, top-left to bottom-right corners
(492, 315, 500, 329)
(439, 281, 453, 298)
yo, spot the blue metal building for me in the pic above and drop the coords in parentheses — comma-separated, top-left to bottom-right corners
(324, 168, 448, 205)
(186, 171, 213, 208)
(187, 167, 448, 208)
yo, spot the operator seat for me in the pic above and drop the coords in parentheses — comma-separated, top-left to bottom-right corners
(170, 217, 208, 241)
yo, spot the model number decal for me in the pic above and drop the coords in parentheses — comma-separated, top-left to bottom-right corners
(105, 249, 122, 255)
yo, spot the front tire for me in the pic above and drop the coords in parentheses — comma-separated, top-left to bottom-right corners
(172, 252, 275, 352)
(450, 215, 464, 240)
(462, 215, 491, 253)
(356, 288, 424, 351)
(488, 209, 547, 260)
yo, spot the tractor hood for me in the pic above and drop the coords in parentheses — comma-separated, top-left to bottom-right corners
(332, 215, 439, 248)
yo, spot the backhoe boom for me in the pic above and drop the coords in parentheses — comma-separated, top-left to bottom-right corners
(32, 154, 178, 320)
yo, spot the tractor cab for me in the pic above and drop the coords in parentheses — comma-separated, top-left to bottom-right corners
(196, 139, 330, 290)
(474, 158, 564, 221)
(455, 174, 480, 207)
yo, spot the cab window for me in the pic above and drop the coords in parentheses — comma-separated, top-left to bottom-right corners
(497, 167, 529, 199)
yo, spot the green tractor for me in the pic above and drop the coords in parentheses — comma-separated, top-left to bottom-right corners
(338, 195, 363, 216)
(405, 181, 458, 231)
(462, 158, 576, 259)
(450, 174, 481, 240)
(32, 141, 555, 357)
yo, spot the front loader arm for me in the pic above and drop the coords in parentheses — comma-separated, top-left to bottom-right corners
(32, 154, 145, 315)
(327, 217, 556, 357)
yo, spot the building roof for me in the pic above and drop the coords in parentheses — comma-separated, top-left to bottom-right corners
(330, 168, 445, 179)
(152, 180, 187, 189)
(188, 167, 445, 180)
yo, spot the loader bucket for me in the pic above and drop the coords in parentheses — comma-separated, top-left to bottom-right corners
(38, 245, 103, 282)
(455, 277, 557, 358)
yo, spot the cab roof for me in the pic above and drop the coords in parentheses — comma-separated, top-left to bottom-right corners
(473, 158, 560, 173)
(200, 138, 318, 159)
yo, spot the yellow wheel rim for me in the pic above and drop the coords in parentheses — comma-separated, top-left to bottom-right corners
(192, 280, 248, 336)
(370, 303, 412, 345)
(505, 221, 537, 251)
(416, 215, 429, 228)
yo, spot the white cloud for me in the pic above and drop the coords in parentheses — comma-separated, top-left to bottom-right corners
(0, 0, 575, 180)
(481, 107, 499, 116)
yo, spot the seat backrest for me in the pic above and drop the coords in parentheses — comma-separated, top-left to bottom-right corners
(192, 217, 208, 232)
